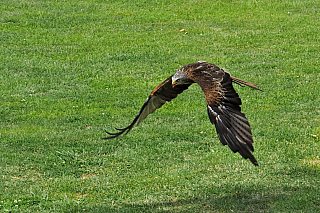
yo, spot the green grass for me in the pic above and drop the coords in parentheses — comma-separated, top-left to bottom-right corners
(1, 0, 320, 212)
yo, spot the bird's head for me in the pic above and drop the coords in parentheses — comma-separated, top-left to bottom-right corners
(172, 69, 194, 87)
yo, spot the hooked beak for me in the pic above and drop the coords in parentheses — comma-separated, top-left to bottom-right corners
(172, 80, 179, 87)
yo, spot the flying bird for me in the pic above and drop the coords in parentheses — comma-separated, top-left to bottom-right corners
(103, 61, 262, 166)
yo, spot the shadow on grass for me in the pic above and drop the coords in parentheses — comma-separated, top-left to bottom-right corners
(65, 166, 320, 212)
(64, 189, 318, 212)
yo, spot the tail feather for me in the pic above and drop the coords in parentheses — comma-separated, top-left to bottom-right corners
(230, 76, 263, 91)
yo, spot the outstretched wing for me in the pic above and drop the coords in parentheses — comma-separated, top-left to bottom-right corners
(103, 75, 191, 139)
(196, 72, 260, 166)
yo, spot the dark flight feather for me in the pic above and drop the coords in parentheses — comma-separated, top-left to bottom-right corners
(102, 76, 190, 139)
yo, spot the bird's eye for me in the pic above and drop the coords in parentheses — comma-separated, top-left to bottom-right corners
(176, 79, 180, 82)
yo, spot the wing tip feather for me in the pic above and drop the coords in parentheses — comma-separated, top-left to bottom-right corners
(102, 125, 134, 140)
(207, 103, 259, 166)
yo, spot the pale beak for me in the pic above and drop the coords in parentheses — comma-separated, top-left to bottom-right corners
(172, 80, 179, 87)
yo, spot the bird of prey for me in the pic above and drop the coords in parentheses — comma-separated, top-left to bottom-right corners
(103, 61, 262, 166)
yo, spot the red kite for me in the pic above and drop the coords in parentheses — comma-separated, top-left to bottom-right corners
(103, 61, 262, 166)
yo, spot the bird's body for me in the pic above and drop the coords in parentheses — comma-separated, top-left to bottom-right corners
(103, 61, 262, 166)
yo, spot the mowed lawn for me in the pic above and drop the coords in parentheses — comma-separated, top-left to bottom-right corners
(1, 0, 319, 212)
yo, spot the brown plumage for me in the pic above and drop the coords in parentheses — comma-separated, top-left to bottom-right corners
(103, 61, 263, 166)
